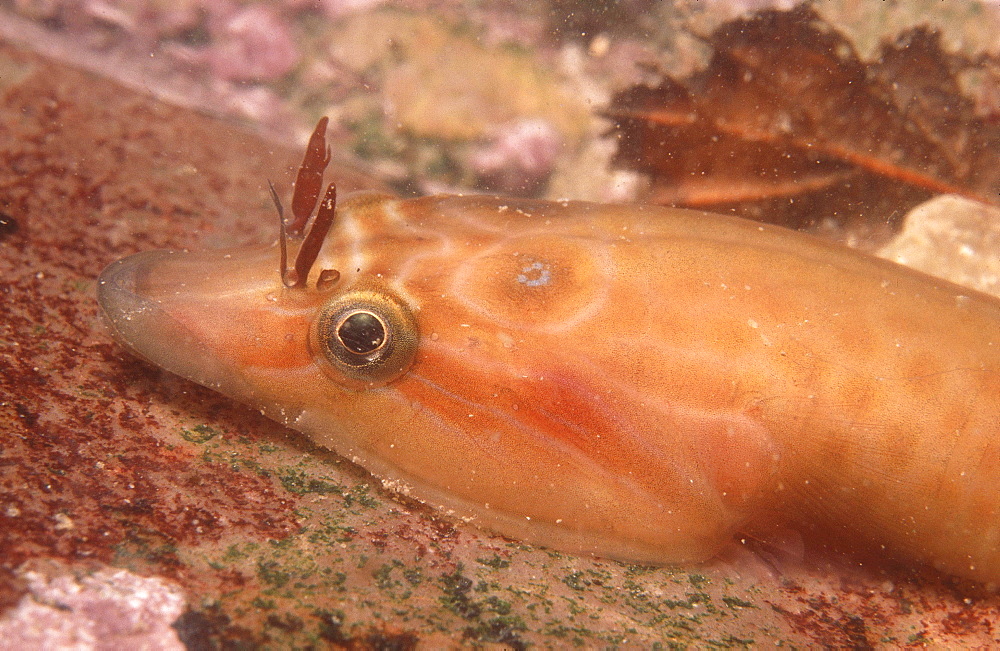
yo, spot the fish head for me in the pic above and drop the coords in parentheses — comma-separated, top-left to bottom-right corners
(98, 191, 759, 564)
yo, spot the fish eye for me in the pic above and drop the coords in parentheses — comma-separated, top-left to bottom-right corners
(311, 287, 418, 388)
(337, 310, 386, 356)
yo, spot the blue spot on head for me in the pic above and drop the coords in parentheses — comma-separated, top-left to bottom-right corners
(517, 261, 551, 287)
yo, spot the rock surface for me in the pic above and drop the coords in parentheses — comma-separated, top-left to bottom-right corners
(1, 38, 999, 648)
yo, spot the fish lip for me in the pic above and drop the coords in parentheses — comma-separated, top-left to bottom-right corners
(97, 249, 175, 360)
(96, 249, 250, 395)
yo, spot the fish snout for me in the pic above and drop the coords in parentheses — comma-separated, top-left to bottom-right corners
(97, 249, 253, 396)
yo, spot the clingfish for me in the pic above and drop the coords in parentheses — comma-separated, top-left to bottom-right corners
(98, 118, 1000, 583)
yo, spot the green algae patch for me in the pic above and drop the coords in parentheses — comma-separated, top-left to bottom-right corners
(278, 468, 345, 496)
(438, 565, 528, 647)
(180, 424, 219, 444)
(476, 554, 511, 570)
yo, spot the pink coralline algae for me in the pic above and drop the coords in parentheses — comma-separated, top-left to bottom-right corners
(320, 0, 388, 18)
(207, 4, 301, 82)
(0, 564, 187, 649)
(471, 118, 563, 194)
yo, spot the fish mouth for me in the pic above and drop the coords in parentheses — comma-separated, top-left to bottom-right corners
(96, 249, 251, 395)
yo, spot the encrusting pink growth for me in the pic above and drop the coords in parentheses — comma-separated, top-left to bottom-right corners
(207, 4, 299, 82)
(471, 118, 562, 194)
(98, 118, 1000, 584)
(0, 563, 186, 648)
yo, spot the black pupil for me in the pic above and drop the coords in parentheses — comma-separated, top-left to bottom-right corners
(338, 311, 386, 355)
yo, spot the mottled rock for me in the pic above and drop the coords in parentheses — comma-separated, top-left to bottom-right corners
(0, 562, 186, 650)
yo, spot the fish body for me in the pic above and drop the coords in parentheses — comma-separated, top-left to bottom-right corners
(96, 121, 1000, 582)
(98, 190, 1000, 582)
